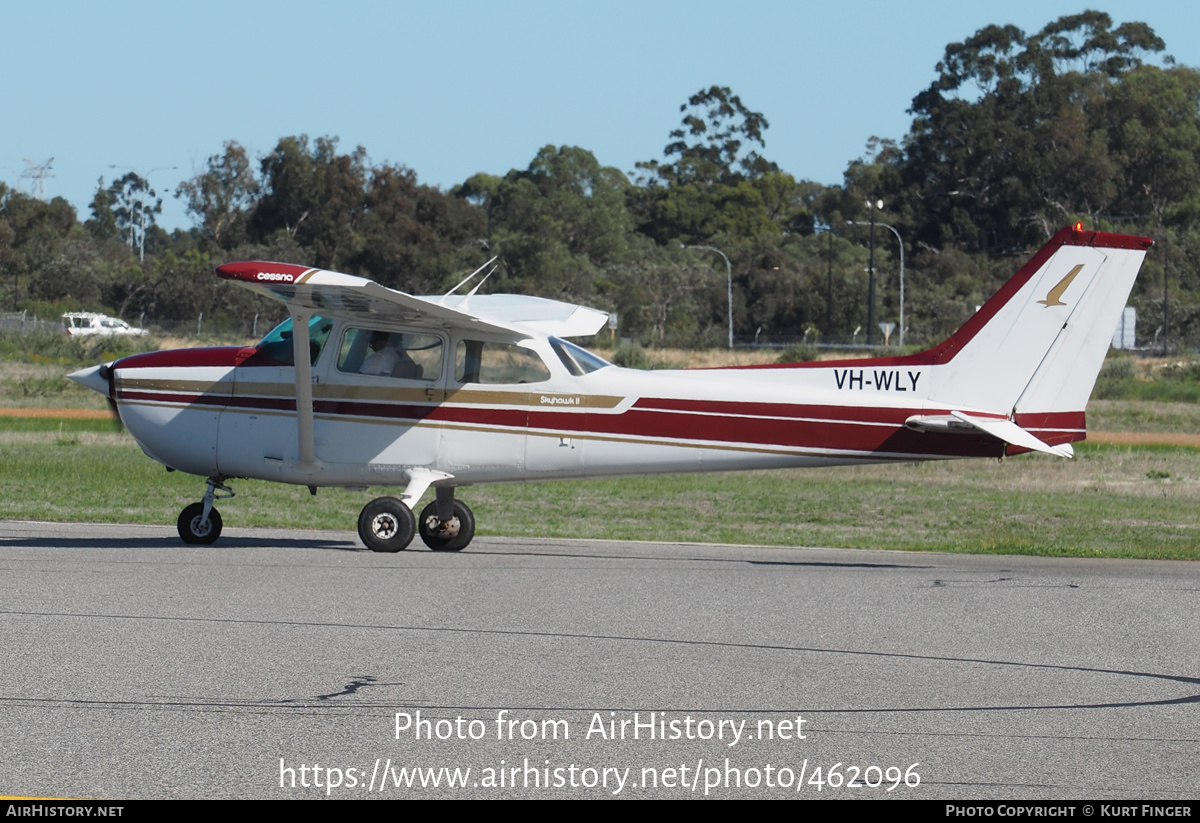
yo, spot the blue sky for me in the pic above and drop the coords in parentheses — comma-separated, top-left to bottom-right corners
(5, 1, 1199, 230)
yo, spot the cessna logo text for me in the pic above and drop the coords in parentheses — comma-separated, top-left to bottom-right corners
(256, 272, 295, 282)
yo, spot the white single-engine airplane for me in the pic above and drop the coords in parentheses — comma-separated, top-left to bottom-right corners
(69, 226, 1151, 552)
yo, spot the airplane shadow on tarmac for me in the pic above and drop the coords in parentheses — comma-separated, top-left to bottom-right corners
(0, 534, 360, 552)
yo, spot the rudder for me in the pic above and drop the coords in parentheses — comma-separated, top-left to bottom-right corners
(923, 227, 1151, 446)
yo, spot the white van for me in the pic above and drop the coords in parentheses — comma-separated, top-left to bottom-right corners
(62, 312, 149, 337)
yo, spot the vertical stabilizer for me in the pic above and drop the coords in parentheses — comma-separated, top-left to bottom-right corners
(921, 228, 1151, 440)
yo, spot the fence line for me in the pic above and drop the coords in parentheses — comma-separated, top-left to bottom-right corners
(0, 312, 63, 334)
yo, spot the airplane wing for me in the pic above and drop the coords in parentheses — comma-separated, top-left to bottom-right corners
(435, 294, 610, 338)
(215, 261, 609, 338)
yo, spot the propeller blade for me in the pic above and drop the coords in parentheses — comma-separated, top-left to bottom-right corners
(99, 364, 123, 432)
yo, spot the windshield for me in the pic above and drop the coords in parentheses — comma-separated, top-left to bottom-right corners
(256, 315, 334, 365)
(549, 337, 611, 375)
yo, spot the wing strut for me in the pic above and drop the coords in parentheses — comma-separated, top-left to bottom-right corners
(290, 308, 317, 470)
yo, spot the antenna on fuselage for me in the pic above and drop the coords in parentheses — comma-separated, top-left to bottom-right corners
(437, 256, 498, 305)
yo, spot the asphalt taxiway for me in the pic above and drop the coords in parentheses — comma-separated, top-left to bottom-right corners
(1, 520, 1196, 799)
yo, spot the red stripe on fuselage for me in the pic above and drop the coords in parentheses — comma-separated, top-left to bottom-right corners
(1014, 410, 1086, 430)
(115, 346, 254, 370)
(118, 390, 243, 408)
(117, 385, 1008, 458)
(633, 397, 914, 424)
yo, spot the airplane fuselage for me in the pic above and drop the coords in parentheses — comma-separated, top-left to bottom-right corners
(108, 330, 1058, 491)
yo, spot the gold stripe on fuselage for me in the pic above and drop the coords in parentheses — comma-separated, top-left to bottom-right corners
(118, 375, 623, 409)
(117, 377, 229, 395)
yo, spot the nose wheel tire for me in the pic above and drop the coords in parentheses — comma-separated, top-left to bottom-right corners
(178, 503, 223, 545)
(358, 497, 416, 552)
(418, 499, 476, 552)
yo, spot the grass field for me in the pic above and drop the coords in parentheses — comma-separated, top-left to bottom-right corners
(1, 417, 1196, 559)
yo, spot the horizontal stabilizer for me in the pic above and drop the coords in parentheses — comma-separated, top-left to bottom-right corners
(905, 412, 1074, 458)
(950, 411, 1073, 458)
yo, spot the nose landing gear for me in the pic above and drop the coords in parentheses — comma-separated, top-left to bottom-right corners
(178, 478, 233, 544)
(178, 503, 222, 544)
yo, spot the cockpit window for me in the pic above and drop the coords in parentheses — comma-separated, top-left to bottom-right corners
(549, 337, 611, 376)
(337, 328, 443, 381)
(256, 315, 333, 366)
(455, 341, 551, 384)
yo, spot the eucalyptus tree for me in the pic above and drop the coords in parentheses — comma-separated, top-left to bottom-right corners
(176, 141, 259, 251)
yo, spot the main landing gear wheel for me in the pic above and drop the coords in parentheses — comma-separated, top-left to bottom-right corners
(418, 499, 475, 552)
(178, 502, 223, 545)
(358, 497, 416, 552)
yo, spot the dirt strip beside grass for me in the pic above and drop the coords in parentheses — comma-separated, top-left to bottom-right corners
(0, 408, 111, 419)
(1087, 431, 1200, 446)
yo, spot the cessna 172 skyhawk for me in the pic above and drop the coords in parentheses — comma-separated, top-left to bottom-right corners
(69, 225, 1151, 552)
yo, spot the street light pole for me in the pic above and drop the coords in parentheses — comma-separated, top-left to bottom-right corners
(827, 226, 834, 336)
(868, 222, 904, 348)
(848, 216, 905, 348)
(868, 205, 876, 344)
(683, 244, 734, 348)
